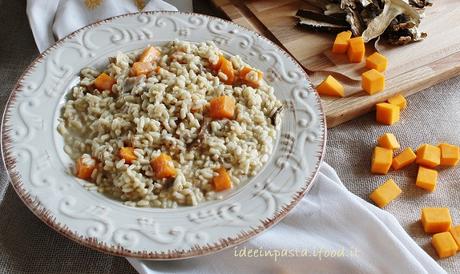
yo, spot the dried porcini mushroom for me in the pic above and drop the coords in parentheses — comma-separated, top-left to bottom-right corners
(299, 0, 430, 45)
(296, 9, 349, 33)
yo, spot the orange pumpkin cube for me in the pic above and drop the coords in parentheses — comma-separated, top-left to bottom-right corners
(94, 73, 116, 92)
(132, 62, 154, 76)
(119, 147, 137, 164)
(366, 52, 388, 72)
(316, 75, 344, 97)
(416, 144, 441, 168)
(369, 179, 401, 208)
(239, 66, 263, 88)
(332, 31, 352, 54)
(387, 94, 407, 109)
(218, 57, 235, 84)
(415, 166, 438, 192)
(347, 36, 365, 63)
(371, 146, 393, 175)
(377, 133, 400, 150)
(209, 95, 235, 120)
(151, 153, 176, 179)
(421, 207, 452, 234)
(432, 232, 458, 258)
(449, 226, 460, 251)
(362, 69, 385, 94)
(438, 143, 459, 166)
(392, 147, 416, 170)
(138, 46, 160, 63)
(213, 167, 233, 192)
(209, 54, 224, 71)
(76, 155, 96, 180)
(376, 103, 400, 125)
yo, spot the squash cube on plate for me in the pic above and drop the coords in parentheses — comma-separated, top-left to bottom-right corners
(366, 52, 388, 72)
(376, 103, 400, 125)
(332, 31, 352, 54)
(362, 69, 385, 94)
(213, 167, 233, 192)
(387, 94, 407, 109)
(151, 153, 176, 179)
(378, 133, 400, 150)
(416, 166, 438, 192)
(416, 144, 441, 168)
(438, 143, 459, 166)
(347, 36, 365, 63)
(132, 62, 154, 76)
(94, 73, 116, 92)
(432, 232, 458, 258)
(371, 146, 393, 174)
(369, 179, 401, 208)
(392, 147, 416, 170)
(209, 95, 235, 120)
(421, 208, 452, 233)
(138, 46, 160, 63)
(316, 75, 344, 97)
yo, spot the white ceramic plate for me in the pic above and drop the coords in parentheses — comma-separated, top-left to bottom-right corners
(1, 12, 325, 259)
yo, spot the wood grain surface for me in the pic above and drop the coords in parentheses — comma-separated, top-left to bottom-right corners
(210, 0, 460, 127)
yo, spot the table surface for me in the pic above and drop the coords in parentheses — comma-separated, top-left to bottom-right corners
(0, 1, 459, 273)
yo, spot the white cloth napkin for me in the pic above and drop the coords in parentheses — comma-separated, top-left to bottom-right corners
(127, 162, 445, 274)
(26, 0, 178, 53)
(26, 2, 446, 273)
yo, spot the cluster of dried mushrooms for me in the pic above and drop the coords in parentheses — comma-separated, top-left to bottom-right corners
(297, 0, 432, 45)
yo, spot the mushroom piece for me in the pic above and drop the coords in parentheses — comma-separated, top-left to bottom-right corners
(361, 0, 420, 42)
(341, 0, 366, 36)
(297, 18, 350, 33)
(296, 9, 350, 33)
(409, 0, 432, 8)
(296, 9, 348, 25)
(324, 4, 347, 16)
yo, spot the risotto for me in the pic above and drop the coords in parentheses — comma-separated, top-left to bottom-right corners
(58, 40, 283, 208)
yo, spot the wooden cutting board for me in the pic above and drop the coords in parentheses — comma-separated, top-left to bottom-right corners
(209, 0, 460, 128)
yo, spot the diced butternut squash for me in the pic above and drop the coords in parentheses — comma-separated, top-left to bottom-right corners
(387, 94, 407, 110)
(416, 144, 441, 168)
(138, 46, 160, 63)
(432, 232, 458, 258)
(239, 66, 263, 88)
(421, 207, 452, 233)
(376, 103, 400, 125)
(213, 167, 233, 192)
(362, 69, 385, 94)
(209, 54, 224, 71)
(316, 75, 344, 97)
(371, 146, 393, 174)
(332, 31, 352, 54)
(119, 147, 137, 164)
(416, 166, 438, 192)
(76, 155, 96, 180)
(209, 95, 235, 120)
(132, 62, 154, 76)
(218, 56, 235, 84)
(151, 153, 176, 179)
(347, 36, 365, 63)
(449, 226, 460, 251)
(392, 147, 416, 170)
(378, 133, 400, 150)
(94, 73, 116, 92)
(439, 143, 459, 166)
(366, 52, 388, 72)
(369, 179, 402, 208)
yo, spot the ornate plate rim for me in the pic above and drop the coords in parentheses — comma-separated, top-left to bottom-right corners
(1, 11, 326, 260)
